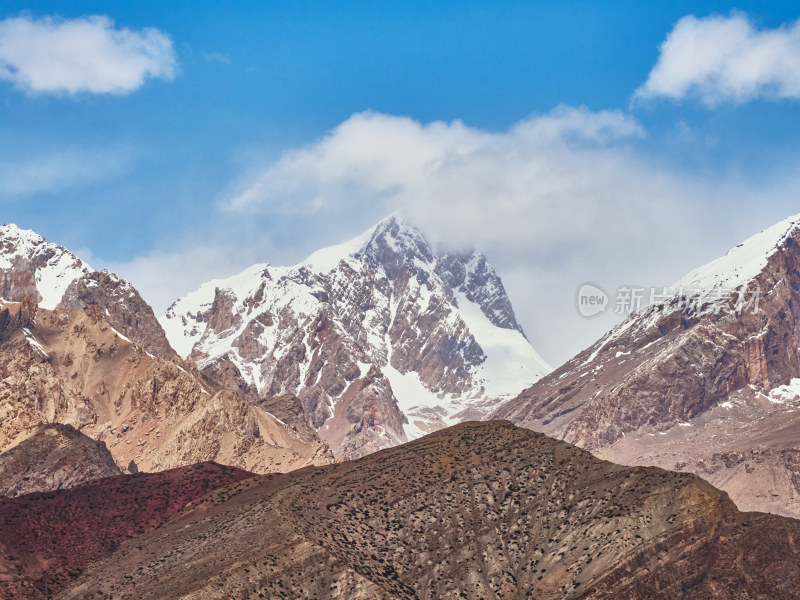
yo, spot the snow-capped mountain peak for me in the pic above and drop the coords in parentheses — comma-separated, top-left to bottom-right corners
(0, 223, 174, 358)
(299, 215, 434, 277)
(670, 213, 800, 298)
(0, 223, 91, 310)
(161, 215, 551, 457)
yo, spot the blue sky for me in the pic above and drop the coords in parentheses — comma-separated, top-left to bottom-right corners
(2, 2, 800, 364)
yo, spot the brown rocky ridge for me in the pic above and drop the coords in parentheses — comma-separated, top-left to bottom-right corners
(3, 421, 796, 599)
(0, 223, 334, 490)
(0, 422, 122, 497)
(494, 213, 800, 519)
(0, 294, 333, 481)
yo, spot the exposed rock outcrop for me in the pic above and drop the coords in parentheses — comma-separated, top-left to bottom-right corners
(57, 270, 175, 359)
(0, 423, 122, 497)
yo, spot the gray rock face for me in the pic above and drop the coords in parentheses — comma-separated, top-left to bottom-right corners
(163, 216, 550, 458)
(437, 250, 525, 334)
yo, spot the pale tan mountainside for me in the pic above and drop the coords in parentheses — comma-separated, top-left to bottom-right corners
(41, 422, 800, 600)
(0, 423, 122, 497)
(494, 214, 800, 518)
(0, 296, 333, 478)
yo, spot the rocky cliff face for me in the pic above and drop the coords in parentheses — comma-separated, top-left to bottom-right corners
(14, 422, 800, 600)
(0, 224, 174, 359)
(0, 423, 122, 497)
(162, 216, 550, 458)
(495, 213, 800, 518)
(0, 299, 333, 477)
(57, 270, 175, 359)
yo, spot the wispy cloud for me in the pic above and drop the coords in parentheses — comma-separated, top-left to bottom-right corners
(0, 14, 176, 95)
(0, 147, 133, 198)
(202, 51, 230, 64)
(635, 12, 800, 106)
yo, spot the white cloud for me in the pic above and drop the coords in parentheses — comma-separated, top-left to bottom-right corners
(219, 106, 764, 364)
(225, 105, 644, 215)
(222, 106, 662, 264)
(0, 14, 176, 95)
(635, 12, 800, 106)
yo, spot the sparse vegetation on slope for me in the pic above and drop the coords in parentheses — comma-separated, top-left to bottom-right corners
(10, 421, 795, 600)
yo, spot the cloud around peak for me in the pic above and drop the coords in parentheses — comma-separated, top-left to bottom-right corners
(0, 14, 176, 95)
(213, 102, 799, 363)
(224, 105, 644, 217)
(635, 12, 800, 106)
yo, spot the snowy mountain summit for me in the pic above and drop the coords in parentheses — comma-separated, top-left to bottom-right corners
(0, 223, 174, 358)
(0, 223, 91, 309)
(162, 216, 551, 457)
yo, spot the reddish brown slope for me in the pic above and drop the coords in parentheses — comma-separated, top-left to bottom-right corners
(0, 462, 253, 599)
